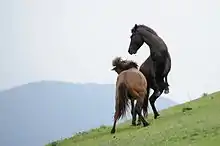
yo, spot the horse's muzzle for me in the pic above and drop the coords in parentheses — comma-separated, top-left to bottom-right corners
(128, 49, 136, 55)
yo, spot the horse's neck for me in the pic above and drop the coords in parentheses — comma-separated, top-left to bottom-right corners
(141, 25, 158, 36)
(141, 30, 167, 53)
(140, 29, 156, 47)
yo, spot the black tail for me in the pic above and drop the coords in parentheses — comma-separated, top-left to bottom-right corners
(115, 82, 130, 121)
(143, 86, 150, 116)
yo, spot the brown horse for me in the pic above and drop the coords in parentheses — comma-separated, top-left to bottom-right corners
(110, 57, 150, 134)
(111, 57, 148, 125)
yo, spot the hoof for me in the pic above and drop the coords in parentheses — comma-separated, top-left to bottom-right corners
(131, 122, 136, 126)
(137, 122, 141, 126)
(137, 121, 141, 126)
(143, 122, 150, 127)
(154, 91, 161, 97)
(143, 112, 148, 118)
(154, 114, 160, 119)
(111, 129, 115, 134)
(164, 89, 169, 94)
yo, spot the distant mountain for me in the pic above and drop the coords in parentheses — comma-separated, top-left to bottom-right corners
(0, 81, 177, 146)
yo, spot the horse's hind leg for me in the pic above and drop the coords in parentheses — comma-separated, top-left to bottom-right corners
(131, 104, 137, 126)
(164, 75, 169, 94)
(111, 110, 119, 134)
(137, 115, 142, 126)
(135, 99, 149, 127)
(137, 115, 142, 125)
(149, 89, 162, 119)
(164, 56, 171, 94)
(138, 86, 150, 125)
(131, 100, 142, 126)
(130, 99, 137, 126)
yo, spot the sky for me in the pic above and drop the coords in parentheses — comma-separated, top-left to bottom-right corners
(0, 0, 220, 103)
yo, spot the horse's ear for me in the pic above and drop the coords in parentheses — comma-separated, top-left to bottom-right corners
(134, 24, 138, 29)
(131, 24, 138, 33)
(111, 67, 116, 71)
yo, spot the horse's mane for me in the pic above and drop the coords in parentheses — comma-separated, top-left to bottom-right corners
(112, 57, 138, 70)
(131, 24, 158, 36)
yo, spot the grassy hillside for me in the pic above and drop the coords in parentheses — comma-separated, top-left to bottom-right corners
(46, 91, 220, 146)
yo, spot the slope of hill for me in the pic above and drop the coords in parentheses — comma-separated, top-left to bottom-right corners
(0, 81, 176, 146)
(46, 91, 220, 146)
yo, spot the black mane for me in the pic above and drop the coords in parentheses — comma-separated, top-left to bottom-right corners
(131, 24, 158, 36)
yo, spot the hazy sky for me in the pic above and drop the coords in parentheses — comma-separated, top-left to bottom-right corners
(0, 0, 220, 102)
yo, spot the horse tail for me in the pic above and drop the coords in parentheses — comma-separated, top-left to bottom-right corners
(115, 82, 130, 121)
(143, 86, 150, 117)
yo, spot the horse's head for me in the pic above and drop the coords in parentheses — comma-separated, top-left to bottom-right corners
(111, 57, 124, 74)
(128, 24, 144, 55)
(111, 57, 138, 74)
(111, 66, 122, 74)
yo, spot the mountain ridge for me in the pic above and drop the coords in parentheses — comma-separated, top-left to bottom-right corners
(0, 81, 177, 146)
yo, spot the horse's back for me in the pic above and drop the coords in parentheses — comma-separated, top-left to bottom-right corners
(117, 68, 147, 94)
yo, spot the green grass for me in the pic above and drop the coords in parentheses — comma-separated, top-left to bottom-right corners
(46, 91, 220, 146)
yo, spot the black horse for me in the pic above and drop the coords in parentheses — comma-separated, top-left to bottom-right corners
(128, 24, 171, 119)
